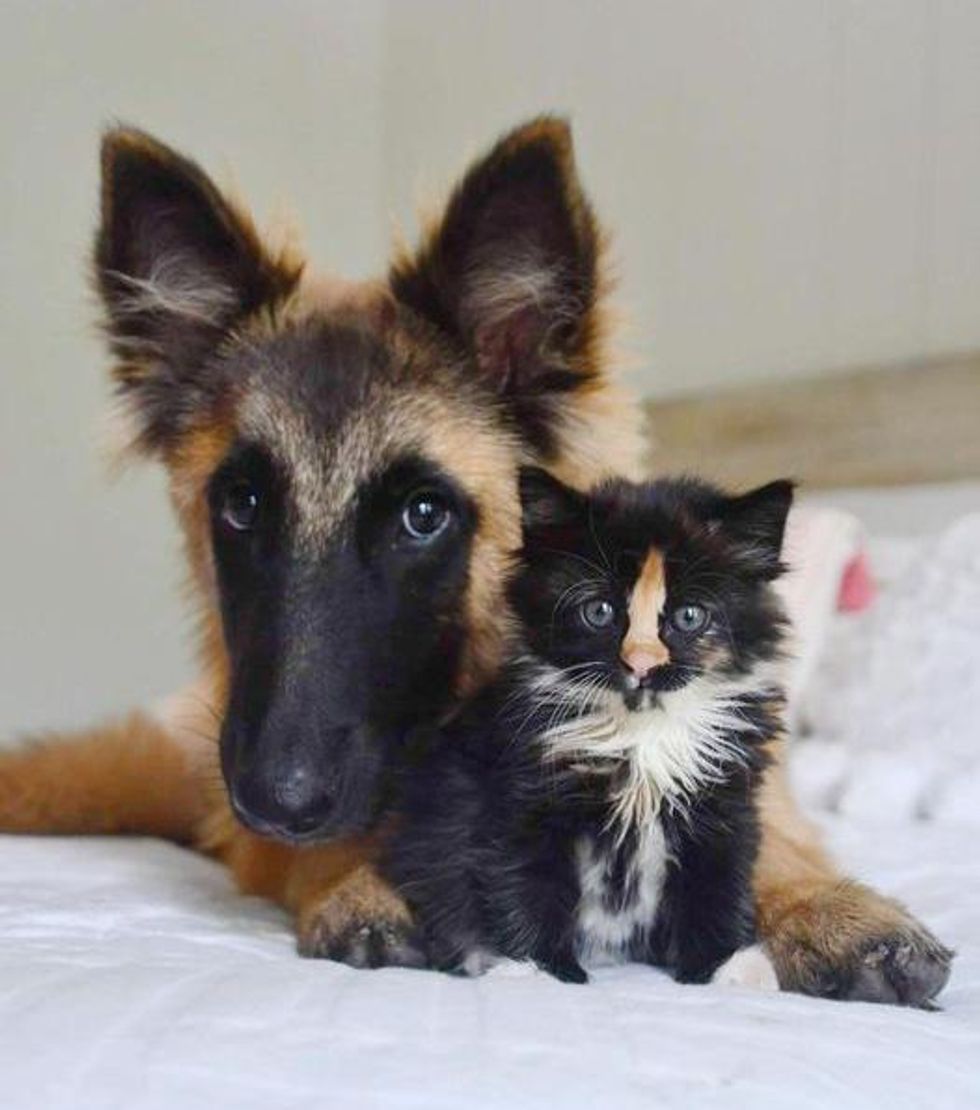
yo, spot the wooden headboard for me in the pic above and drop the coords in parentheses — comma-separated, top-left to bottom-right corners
(644, 352, 980, 490)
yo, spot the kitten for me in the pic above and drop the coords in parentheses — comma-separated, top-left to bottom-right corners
(382, 468, 793, 985)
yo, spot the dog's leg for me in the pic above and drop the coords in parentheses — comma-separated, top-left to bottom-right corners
(754, 752, 953, 1007)
(0, 707, 212, 843)
(223, 829, 427, 969)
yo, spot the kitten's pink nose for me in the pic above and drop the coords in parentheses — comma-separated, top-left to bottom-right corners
(621, 638, 670, 681)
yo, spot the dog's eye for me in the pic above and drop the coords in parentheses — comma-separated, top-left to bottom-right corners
(221, 481, 260, 532)
(580, 598, 616, 630)
(672, 603, 709, 634)
(401, 489, 451, 540)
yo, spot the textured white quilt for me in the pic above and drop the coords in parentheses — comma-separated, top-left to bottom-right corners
(0, 820, 976, 1110)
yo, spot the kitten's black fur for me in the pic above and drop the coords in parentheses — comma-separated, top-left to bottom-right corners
(382, 469, 793, 984)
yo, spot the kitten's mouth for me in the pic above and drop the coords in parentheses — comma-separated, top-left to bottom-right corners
(622, 664, 696, 710)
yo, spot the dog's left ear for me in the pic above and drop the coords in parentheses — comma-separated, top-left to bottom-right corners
(390, 117, 603, 397)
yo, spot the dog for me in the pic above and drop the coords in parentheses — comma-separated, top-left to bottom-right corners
(0, 117, 951, 1003)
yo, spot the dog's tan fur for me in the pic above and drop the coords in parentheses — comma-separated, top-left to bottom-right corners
(0, 118, 950, 1002)
(0, 710, 208, 842)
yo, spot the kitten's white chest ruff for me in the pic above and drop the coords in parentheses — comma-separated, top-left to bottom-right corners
(544, 677, 757, 835)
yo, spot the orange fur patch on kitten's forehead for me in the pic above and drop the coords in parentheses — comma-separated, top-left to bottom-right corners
(623, 551, 669, 670)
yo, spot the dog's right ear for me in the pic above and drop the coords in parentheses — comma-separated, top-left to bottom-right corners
(96, 127, 300, 449)
(390, 117, 604, 402)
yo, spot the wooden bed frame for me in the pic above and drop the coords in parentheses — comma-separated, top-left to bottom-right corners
(644, 352, 980, 490)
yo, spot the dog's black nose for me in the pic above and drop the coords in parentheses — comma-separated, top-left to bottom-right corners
(231, 765, 334, 842)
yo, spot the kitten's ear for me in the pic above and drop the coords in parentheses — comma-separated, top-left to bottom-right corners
(96, 127, 301, 447)
(390, 117, 603, 399)
(714, 480, 795, 577)
(519, 467, 588, 535)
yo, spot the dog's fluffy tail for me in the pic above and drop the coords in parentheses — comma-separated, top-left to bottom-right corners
(0, 709, 213, 843)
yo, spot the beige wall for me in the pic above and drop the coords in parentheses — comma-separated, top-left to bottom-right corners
(3, 1, 978, 733)
(383, 0, 980, 397)
(0, 2, 385, 733)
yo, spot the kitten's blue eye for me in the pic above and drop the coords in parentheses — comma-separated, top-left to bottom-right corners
(581, 598, 616, 630)
(672, 604, 709, 634)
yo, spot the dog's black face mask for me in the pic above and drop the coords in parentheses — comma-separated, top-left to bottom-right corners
(210, 430, 477, 842)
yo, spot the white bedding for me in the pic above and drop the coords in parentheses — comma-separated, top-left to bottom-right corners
(2, 483, 979, 1109)
(0, 822, 976, 1110)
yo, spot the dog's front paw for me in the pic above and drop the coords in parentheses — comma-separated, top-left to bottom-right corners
(297, 865, 428, 970)
(842, 932, 952, 1008)
(763, 880, 953, 1008)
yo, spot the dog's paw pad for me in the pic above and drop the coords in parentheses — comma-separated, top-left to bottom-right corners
(846, 932, 954, 1007)
(300, 915, 428, 969)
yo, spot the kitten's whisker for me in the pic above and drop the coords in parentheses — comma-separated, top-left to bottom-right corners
(585, 503, 613, 574)
(534, 547, 611, 580)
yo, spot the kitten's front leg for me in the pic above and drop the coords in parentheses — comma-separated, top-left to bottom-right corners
(670, 919, 756, 987)
(531, 945, 589, 984)
(503, 833, 588, 983)
(655, 829, 759, 985)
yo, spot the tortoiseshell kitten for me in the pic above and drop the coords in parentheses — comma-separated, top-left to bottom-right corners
(382, 468, 793, 986)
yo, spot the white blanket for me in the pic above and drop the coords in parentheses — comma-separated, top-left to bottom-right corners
(0, 823, 975, 1110)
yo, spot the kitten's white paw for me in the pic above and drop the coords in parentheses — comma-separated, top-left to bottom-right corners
(711, 945, 779, 991)
(460, 948, 498, 977)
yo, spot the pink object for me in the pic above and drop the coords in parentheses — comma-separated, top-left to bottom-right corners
(838, 551, 877, 612)
(775, 505, 866, 723)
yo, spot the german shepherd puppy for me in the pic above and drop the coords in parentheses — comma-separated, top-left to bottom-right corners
(0, 118, 951, 1004)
